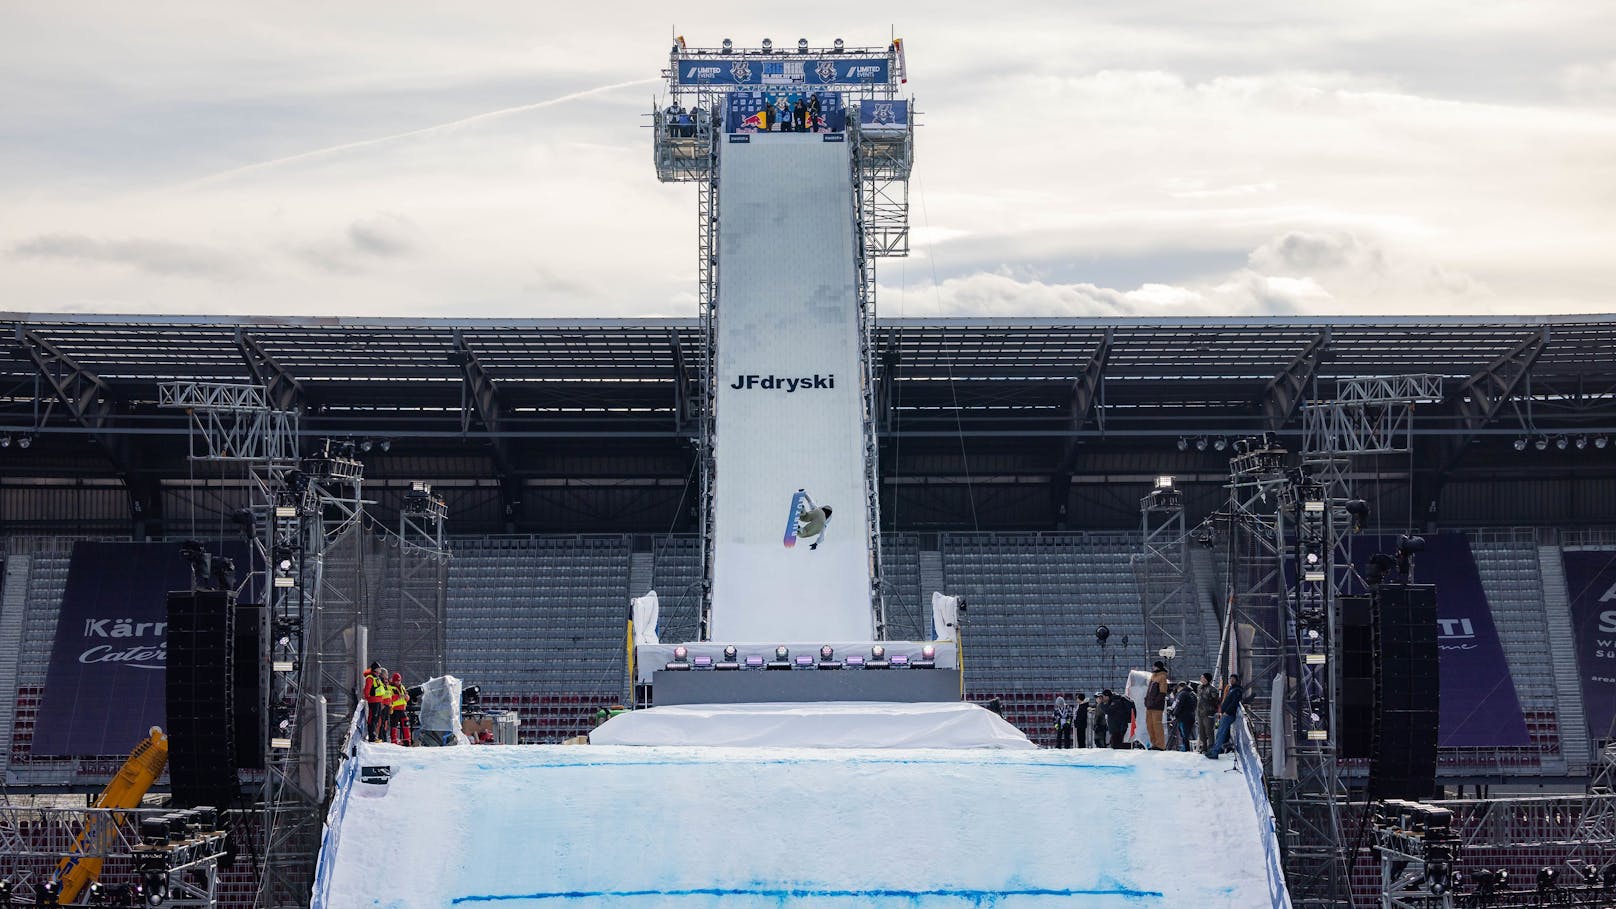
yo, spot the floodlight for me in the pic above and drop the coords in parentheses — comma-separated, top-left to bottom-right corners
(723, 645, 738, 661)
(1176, 436, 1188, 451)
(1514, 437, 1528, 451)
(1597, 436, 1610, 449)
(1577, 435, 1589, 450)
(820, 645, 835, 661)
(1213, 437, 1227, 451)
(17, 435, 29, 449)
(775, 645, 789, 661)
(37, 880, 60, 907)
(833, 38, 845, 51)
(673, 645, 688, 662)
(921, 644, 936, 660)
(871, 644, 885, 660)
(761, 38, 773, 52)
(360, 439, 373, 452)
(1195, 436, 1208, 451)
(1557, 434, 1569, 450)
(1305, 551, 1320, 565)
(1536, 436, 1549, 450)
(1155, 475, 1174, 490)
(1233, 438, 1251, 455)
(0, 435, 9, 448)
(379, 439, 391, 452)
(797, 38, 809, 53)
(915, 644, 936, 668)
(722, 38, 733, 54)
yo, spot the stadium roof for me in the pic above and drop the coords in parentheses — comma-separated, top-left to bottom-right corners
(3, 312, 1614, 533)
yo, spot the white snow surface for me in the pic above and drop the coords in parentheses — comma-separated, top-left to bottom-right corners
(588, 701, 1034, 750)
(315, 740, 1279, 908)
(709, 134, 875, 642)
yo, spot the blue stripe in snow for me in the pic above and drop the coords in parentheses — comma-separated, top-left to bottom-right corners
(453, 885, 1162, 903)
(468, 758, 1137, 774)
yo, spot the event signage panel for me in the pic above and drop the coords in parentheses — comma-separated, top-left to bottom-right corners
(1350, 533, 1530, 747)
(677, 57, 890, 86)
(31, 541, 247, 757)
(858, 100, 908, 129)
(1564, 550, 1616, 739)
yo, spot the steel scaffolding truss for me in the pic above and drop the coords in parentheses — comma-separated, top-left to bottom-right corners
(1137, 481, 1195, 667)
(159, 382, 299, 463)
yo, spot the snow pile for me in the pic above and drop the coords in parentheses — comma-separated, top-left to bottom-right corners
(315, 741, 1280, 907)
(589, 701, 1035, 750)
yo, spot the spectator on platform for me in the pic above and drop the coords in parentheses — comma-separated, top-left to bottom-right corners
(1052, 695, 1074, 749)
(1206, 674, 1244, 760)
(1102, 689, 1135, 750)
(1088, 691, 1106, 747)
(807, 94, 822, 131)
(773, 95, 791, 131)
(1171, 683, 1197, 752)
(388, 672, 412, 746)
(1196, 672, 1220, 754)
(792, 97, 807, 131)
(1073, 693, 1091, 748)
(1144, 661, 1170, 750)
(363, 663, 391, 743)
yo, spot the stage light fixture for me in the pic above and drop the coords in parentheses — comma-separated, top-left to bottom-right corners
(1213, 437, 1227, 451)
(1536, 435, 1549, 450)
(17, 435, 30, 449)
(0, 435, 9, 448)
(723, 645, 738, 661)
(36, 880, 60, 907)
(1095, 625, 1110, 645)
(1233, 438, 1251, 455)
(889, 654, 911, 668)
(1577, 434, 1589, 450)
(871, 644, 885, 660)
(1557, 434, 1569, 450)
(744, 655, 765, 669)
(360, 439, 373, 452)
(665, 645, 691, 671)
(722, 38, 733, 53)
(1344, 499, 1370, 532)
(794, 655, 815, 668)
(673, 645, 688, 662)
(833, 38, 845, 51)
(775, 645, 789, 661)
(1514, 437, 1528, 451)
(921, 644, 935, 660)
(1158, 645, 1176, 660)
(761, 38, 772, 52)
(1598, 436, 1610, 449)
(1195, 436, 1208, 451)
(844, 655, 866, 668)
(379, 439, 391, 452)
(1176, 436, 1187, 451)
(1155, 475, 1174, 490)
(797, 38, 809, 53)
(692, 655, 713, 669)
(820, 645, 835, 661)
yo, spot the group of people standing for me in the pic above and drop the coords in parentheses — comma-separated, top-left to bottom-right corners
(362, 661, 413, 745)
(1050, 664, 1244, 758)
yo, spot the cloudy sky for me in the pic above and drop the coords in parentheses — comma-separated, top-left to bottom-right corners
(2, 1, 1613, 318)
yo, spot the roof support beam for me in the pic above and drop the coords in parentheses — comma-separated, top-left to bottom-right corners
(1051, 329, 1113, 528)
(1262, 329, 1330, 433)
(15, 328, 160, 535)
(452, 331, 522, 529)
(1419, 327, 1548, 523)
(237, 330, 307, 414)
(670, 329, 699, 433)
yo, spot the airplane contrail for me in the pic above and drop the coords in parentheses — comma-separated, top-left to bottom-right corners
(177, 76, 660, 190)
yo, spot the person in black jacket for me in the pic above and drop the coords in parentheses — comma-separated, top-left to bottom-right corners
(1052, 695, 1074, 749)
(1195, 672, 1220, 754)
(1073, 693, 1091, 748)
(1102, 689, 1135, 749)
(1171, 683, 1197, 752)
(1206, 674, 1244, 759)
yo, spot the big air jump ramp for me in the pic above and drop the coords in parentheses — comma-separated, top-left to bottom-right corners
(313, 710, 1290, 907)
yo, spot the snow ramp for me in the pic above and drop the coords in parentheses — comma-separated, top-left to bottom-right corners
(314, 741, 1288, 907)
(708, 132, 875, 643)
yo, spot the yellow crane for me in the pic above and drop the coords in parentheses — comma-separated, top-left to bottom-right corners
(54, 726, 170, 903)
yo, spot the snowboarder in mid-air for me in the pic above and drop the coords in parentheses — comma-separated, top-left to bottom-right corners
(794, 490, 833, 550)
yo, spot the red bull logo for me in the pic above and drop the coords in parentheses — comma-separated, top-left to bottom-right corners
(739, 110, 766, 132)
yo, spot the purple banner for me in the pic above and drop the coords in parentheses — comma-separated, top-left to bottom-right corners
(1564, 550, 1616, 741)
(31, 541, 246, 757)
(1351, 533, 1530, 747)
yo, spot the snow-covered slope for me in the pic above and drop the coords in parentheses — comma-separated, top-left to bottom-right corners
(315, 740, 1284, 907)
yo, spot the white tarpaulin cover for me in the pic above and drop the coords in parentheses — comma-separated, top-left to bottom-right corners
(632, 590, 660, 645)
(930, 592, 960, 641)
(314, 740, 1285, 907)
(1124, 668, 1151, 747)
(709, 134, 875, 642)
(589, 701, 1035, 750)
(417, 675, 463, 736)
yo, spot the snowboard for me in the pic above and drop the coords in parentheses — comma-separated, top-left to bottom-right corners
(783, 489, 808, 548)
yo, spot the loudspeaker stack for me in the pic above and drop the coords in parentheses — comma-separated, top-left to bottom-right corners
(166, 589, 238, 808)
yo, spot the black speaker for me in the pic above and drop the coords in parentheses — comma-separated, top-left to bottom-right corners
(1369, 584, 1439, 800)
(233, 603, 263, 770)
(1337, 596, 1375, 760)
(166, 589, 238, 808)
